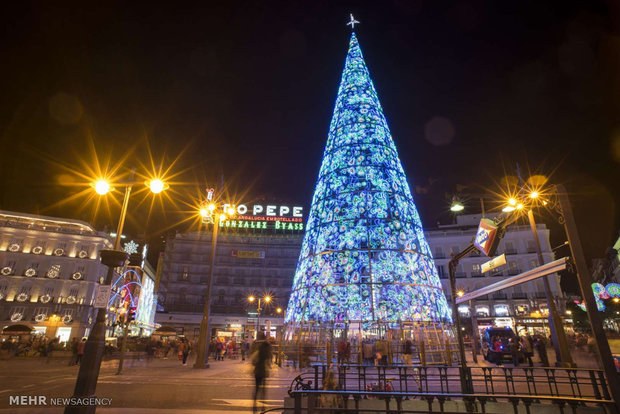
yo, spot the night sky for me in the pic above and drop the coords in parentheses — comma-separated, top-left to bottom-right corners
(1, 1, 619, 293)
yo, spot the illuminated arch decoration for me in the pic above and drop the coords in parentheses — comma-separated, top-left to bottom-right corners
(285, 33, 452, 329)
(108, 269, 142, 324)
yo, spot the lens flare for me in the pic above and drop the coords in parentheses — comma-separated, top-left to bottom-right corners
(94, 180, 110, 195)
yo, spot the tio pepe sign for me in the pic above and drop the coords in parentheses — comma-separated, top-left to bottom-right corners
(222, 204, 303, 221)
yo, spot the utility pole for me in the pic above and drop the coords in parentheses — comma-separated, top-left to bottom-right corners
(554, 184, 620, 411)
(527, 209, 574, 366)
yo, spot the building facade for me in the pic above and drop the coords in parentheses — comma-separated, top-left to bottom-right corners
(0, 210, 114, 342)
(156, 229, 303, 340)
(428, 214, 566, 336)
(156, 213, 568, 340)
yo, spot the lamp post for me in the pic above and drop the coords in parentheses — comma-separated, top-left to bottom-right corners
(248, 295, 271, 339)
(525, 207, 574, 367)
(65, 172, 168, 414)
(193, 201, 235, 369)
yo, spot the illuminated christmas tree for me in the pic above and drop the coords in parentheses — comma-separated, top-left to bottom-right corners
(285, 32, 452, 333)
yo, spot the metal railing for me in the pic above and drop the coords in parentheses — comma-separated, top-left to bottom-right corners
(289, 364, 614, 413)
(287, 390, 614, 413)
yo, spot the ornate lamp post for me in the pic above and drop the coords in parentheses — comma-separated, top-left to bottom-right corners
(65, 172, 168, 414)
(193, 197, 235, 369)
(248, 295, 272, 338)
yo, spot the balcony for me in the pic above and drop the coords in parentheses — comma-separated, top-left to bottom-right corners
(505, 249, 518, 255)
(511, 292, 528, 299)
(471, 272, 484, 278)
(535, 291, 547, 299)
(492, 293, 508, 300)
(508, 269, 521, 276)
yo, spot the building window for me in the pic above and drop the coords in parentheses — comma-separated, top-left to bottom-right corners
(527, 241, 536, 253)
(436, 265, 446, 279)
(505, 242, 516, 255)
(472, 263, 481, 276)
(508, 261, 519, 275)
(434, 246, 445, 259)
(458, 305, 470, 317)
(494, 304, 509, 316)
(515, 304, 529, 316)
(475, 306, 490, 317)
(46, 264, 61, 279)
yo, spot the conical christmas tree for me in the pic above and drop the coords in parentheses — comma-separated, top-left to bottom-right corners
(285, 32, 452, 333)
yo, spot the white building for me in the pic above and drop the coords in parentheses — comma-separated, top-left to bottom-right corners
(427, 213, 566, 336)
(0, 210, 114, 342)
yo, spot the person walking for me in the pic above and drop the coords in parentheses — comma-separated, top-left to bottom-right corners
(535, 336, 549, 366)
(509, 338, 520, 367)
(251, 333, 272, 413)
(76, 338, 86, 365)
(520, 335, 534, 367)
(402, 338, 413, 366)
(69, 338, 78, 366)
(337, 338, 350, 365)
(182, 339, 191, 365)
(375, 338, 388, 366)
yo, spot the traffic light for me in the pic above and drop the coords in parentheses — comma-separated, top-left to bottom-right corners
(127, 306, 137, 322)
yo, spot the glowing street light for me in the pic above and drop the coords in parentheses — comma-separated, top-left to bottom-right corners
(529, 191, 540, 199)
(248, 295, 256, 303)
(507, 198, 517, 206)
(456, 290, 465, 297)
(94, 180, 110, 195)
(502, 205, 516, 213)
(276, 307, 282, 314)
(450, 201, 465, 212)
(194, 196, 236, 369)
(148, 178, 166, 194)
(247, 294, 273, 340)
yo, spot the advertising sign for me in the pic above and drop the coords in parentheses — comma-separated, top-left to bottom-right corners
(481, 253, 507, 273)
(94, 285, 111, 309)
(474, 218, 500, 257)
(231, 249, 265, 259)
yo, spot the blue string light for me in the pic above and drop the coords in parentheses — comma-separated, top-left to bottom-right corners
(285, 33, 452, 325)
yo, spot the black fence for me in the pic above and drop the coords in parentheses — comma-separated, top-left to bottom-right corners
(287, 363, 613, 412)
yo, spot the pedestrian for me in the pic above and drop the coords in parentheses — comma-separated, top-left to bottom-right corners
(362, 340, 374, 366)
(337, 338, 350, 365)
(520, 336, 534, 367)
(241, 340, 249, 361)
(251, 333, 272, 413)
(402, 338, 413, 366)
(509, 338, 520, 367)
(76, 338, 86, 365)
(375, 338, 388, 366)
(217, 340, 224, 361)
(535, 336, 549, 366)
(182, 339, 191, 365)
(492, 336, 503, 365)
(69, 338, 78, 366)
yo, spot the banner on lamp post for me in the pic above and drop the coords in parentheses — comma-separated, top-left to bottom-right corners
(474, 218, 500, 257)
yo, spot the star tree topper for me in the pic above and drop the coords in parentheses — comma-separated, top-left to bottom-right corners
(347, 14, 360, 29)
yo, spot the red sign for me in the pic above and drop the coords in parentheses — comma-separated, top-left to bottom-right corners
(474, 218, 500, 257)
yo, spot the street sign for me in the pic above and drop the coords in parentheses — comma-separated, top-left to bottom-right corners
(474, 218, 500, 256)
(94, 285, 111, 309)
(481, 253, 506, 273)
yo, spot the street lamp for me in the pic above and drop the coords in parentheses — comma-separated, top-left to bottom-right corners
(193, 199, 234, 369)
(66, 171, 168, 414)
(450, 197, 465, 212)
(248, 295, 272, 339)
(504, 192, 574, 367)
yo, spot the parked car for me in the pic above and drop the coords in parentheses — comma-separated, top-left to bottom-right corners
(481, 327, 522, 363)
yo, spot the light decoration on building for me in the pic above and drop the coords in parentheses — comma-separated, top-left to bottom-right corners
(123, 240, 139, 255)
(574, 282, 620, 312)
(34, 313, 47, 322)
(66, 296, 77, 305)
(46, 266, 60, 279)
(40, 294, 52, 303)
(62, 314, 73, 324)
(72, 272, 83, 280)
(8, 243, 21, 252)
(16, 293, 29, 302)
(1, 266, 13, 276)
(11, 312, 23, 322)
(31, 246, 44, 255)
(284, 33, 452, 326)
(53, 248, 65, 257)
(24, 268, 37, 277)
(78, 250, 89, 259)
(0, 292, 5, 300)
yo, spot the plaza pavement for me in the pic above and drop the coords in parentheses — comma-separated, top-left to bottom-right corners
(0, 348, 603, 413)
